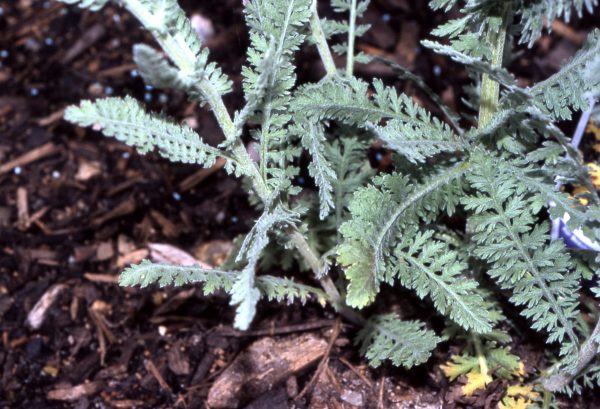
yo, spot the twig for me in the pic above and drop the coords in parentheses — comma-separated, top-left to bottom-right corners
(145, 359, 173, 395)
(294, 319, 342, 401)
(338, 356, 372, 388)
(377, 366, 386, 409)
(217, 319, 339, 337)
(0, 142, 59, 175)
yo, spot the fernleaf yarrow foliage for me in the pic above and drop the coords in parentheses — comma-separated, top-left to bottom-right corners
(55, 0, 600, 397)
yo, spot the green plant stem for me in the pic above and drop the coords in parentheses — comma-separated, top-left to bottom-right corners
(124, 0, 361, 326)
(310, 0, 337, 78)
(346, 0, 357, 77)
(123, 0, 237, 139)
(288, 229, 365, 325)
(542, 318, 600, 392)
(477, 8, 510, 129)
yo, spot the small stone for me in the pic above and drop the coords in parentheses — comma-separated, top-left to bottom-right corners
(340, 390, 363, 407)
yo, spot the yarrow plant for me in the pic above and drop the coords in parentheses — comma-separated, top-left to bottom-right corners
(57, 0, 600, 405)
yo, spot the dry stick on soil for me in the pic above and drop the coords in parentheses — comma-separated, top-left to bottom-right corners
(0, 142, 59, 175)
(16, 187, 30, 230)
(294, 318, 342, 401)
(377, 369, 386, 409)
(145, 359, 174, 395)
(338, 356, 373, 388)
(218, 319, 340, 337)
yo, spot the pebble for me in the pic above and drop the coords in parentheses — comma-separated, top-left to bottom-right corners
(340, 390, 363, 407)
(144, 92, 152, 102)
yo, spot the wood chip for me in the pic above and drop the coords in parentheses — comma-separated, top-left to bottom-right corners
(36, 108, 65, 127)
(97, 63, 137, 78)
(551, 20, 586, 46)
(117, 248, 149, 268)
(150, 210, 178, 238)
(207, 334, 328, 408)
(193, 239, 233, 267)
(0, 142, 59, 175)
(95, 241, 114, 261)
(62, 23, 106, 64)
(16, 187, 30, 230)
(109, 400, 146, 408)
(167, 344, 191, 376)
(144, 359, 173, 394)
(26, 284, 67, 330)
(149, 243, 212, 268)
(179, 157, 226, 191)
(47, 381, 102, 401)
(83, 272, 119, 284)
(92, 198, 136, 227)
(75, 160, 101, 181)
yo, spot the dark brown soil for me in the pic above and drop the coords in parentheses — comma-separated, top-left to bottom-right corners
(1, 1, 600, 408)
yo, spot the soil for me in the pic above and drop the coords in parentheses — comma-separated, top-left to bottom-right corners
(1, 0, 600, 408)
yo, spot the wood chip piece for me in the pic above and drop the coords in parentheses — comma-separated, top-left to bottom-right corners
(75, 160, 101, 181)
(117, 248, 149, 268)
(83, 273, 119, 284)
(26, 284, 67, 330)
(167, 344, 191, 376)
(179, 157, 226, 191)
(207, 334, 328, 408)
(47, 381, 102, 401)
(149, 243, 212, 268)
(16, 187, 30, 230)
(0, 142, 59, 175)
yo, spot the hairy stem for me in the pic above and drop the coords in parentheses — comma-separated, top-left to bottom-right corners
(124, 0, 361, 326)
(310, 0, 337, 78)
(345, 0, 358, 77)
(477, 6, 510, 129)
(289, 229, 365, 326)
(542, 316, 600, 391)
